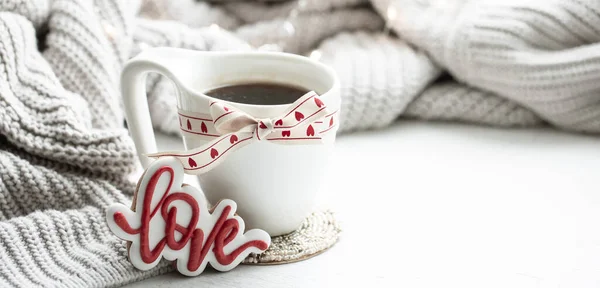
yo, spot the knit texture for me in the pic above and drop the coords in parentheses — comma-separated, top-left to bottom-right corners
(372, 0, 600, 133)
(404, 78, 545, 127)
(2, 0, 600, 287)
(0, 1, 172, 286)
(316, 31, 442, 132)
(144, 0, 597, 136)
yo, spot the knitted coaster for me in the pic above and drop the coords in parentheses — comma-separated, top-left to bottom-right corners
(242, 209, 342, 265)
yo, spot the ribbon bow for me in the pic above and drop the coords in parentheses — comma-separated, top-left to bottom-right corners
(149, 91, 336, 175)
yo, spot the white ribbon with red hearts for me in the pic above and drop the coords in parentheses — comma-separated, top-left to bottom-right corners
(148, 91, 338, 175)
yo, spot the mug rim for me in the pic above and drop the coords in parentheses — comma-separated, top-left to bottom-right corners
(174, 49, 340, 110)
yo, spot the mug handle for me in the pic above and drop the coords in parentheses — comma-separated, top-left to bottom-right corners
(121, 49, 180, 169)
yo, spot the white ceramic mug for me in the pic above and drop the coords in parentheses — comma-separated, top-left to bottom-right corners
(121, 47, 341, 236)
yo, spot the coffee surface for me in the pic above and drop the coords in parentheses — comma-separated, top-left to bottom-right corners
(205, 82, 310, 105)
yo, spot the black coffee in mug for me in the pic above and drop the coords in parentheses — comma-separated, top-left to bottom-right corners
(205, 82, 310, 105)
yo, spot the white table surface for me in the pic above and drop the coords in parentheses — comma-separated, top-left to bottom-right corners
(125, 120, 600, 288)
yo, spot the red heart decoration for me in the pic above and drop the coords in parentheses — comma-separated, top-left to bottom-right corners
(295, 111, 304, 121)
(275, 119, 283, 126)
(259, 122, 267, 129)
(329, 117, 334, 127)
(201, 122, 208, 133)
(224, 106, 229, 112)
(230, 135, 238, 144)
(188, 157, 197, 168)
(306, 125, 315, 136)
(282, 130, 291, 137)
(314, 97, 324, 108)
(187, 119, 192, 130)
(210, 148, 219, 159)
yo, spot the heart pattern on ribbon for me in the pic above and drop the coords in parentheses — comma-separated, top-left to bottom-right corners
(150, 91, 338, 175)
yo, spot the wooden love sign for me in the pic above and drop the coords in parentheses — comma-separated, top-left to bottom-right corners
(106, 157, 271, 276)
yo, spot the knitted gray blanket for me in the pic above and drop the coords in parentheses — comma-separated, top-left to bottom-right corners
(1, 0, 599, 287)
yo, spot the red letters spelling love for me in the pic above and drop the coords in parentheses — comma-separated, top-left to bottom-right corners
(106, 157, 271, 276)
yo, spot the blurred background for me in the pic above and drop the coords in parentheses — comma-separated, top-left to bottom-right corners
(132, 0, 600, 139)
(1, 1, 600, 287)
